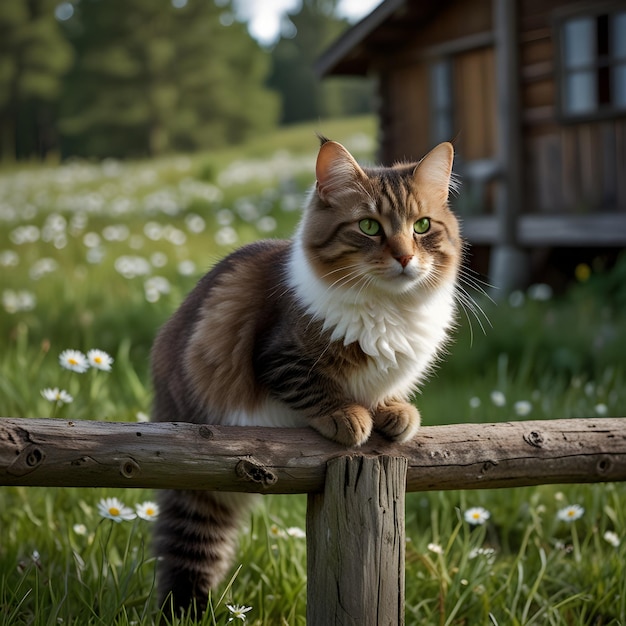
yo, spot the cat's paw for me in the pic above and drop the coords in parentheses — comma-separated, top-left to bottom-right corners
(309, 404, 373, 447)
(373, 400, 420, 442)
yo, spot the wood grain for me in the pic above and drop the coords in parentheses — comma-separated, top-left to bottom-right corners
(307, 455, 407, 625)
(1, 417, 625, 493)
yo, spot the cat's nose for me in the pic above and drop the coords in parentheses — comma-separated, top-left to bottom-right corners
(395, 255, 413, 268)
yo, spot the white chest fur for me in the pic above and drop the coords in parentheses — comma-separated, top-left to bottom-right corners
(287, 240, 457, 406)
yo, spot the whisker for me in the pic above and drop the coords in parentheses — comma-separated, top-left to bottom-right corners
(457, 284, 491, 323)
(326, 267, 366, 291)
(458, 270, 495, 302)
(353, 273, 375, 305)
(319, 263, 363, 281)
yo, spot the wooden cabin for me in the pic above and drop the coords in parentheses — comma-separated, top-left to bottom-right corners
(317, 0, 626, 291)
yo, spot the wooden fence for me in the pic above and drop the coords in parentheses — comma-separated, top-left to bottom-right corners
(1, 416, 626, 624)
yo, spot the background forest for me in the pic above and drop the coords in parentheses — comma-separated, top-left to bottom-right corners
(0, 0, 373, 161)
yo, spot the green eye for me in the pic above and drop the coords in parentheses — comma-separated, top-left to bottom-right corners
(359, 219, 382, 236)
(414, 217, 431, 234)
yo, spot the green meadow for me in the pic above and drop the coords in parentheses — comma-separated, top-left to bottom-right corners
(1, 116, 625, 625)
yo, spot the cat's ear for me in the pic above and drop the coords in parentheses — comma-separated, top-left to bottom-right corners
(413, 142, 455, 204)
(315, 140, 366, 204)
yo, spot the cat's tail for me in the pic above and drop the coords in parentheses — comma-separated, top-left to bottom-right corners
(154, 489, 253, 618)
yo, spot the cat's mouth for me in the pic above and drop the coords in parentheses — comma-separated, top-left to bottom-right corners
(370, 262, 429, 293)
(390, 259, 422, 280)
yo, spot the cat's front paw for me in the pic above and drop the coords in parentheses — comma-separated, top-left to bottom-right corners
(309, 404, 373, 447)
(374, 400, 420, 442)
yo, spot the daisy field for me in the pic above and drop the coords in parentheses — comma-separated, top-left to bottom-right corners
(1, 117, 626, 625)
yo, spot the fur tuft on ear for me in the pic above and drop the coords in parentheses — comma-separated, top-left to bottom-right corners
(413, 142, 455, 204)
(315, 140, 366, 205)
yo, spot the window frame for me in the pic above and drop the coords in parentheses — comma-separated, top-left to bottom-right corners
(429, 57, 454, 145)
(555, 2, 626, 123)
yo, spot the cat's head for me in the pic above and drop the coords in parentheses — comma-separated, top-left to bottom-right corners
(298, 138, 462, 298)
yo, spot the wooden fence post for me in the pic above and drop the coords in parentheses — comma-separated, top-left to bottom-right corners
(306, 455, 408, 626)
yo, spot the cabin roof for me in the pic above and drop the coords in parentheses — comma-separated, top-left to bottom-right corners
(316, 0, 453, 77)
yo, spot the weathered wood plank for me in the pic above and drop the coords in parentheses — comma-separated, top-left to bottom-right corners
(306, 456, 407, 626)
(1, 417, 625, 493)
(461, 213, 626, 246)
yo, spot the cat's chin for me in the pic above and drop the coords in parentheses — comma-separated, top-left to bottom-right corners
(373, 276, 426, 297)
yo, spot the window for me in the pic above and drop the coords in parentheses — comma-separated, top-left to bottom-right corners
(429, 59, 453, 144)
(559, 9, 626, 118)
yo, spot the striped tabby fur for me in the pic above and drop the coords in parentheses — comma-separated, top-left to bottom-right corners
(150, 138, 462, 615)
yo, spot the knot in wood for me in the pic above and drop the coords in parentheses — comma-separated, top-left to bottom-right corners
(26, 447, 44, 467)
(120, 458, 141, 479)
(198, 425, 214, 440)
(7, 444, 45, 476)
(481, 459, 498, 475)
(523, 430, 544, 448)
(596, 456, 612, 475)
(236, 458, 277, 487)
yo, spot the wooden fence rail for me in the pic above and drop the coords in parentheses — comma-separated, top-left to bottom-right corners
(2, 416, 626, 624)
(2, 417, 625, 491)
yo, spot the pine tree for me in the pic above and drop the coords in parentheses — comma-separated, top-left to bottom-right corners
(59, 0, 278, 158)
(268, 0, 373, 124)
(0, 1, 72, 160)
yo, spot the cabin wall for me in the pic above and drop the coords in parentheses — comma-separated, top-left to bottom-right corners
(378, 64, 430, 164)
(377, 0, 494, 165)
(376, 0, 625, 216)
(520, 0, 626, 214)
(454, 47, 497, 160)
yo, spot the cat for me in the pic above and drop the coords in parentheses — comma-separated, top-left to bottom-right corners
(150, 137, 462, 616)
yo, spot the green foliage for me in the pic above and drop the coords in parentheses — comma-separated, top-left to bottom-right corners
(0, 0, 73, 160)
(569, 252, 626, 310)
(267, 0, 374, 123)
(0, 119, 625, 624)
(1, 0, 375, 161)
(59, 0, 279, 158)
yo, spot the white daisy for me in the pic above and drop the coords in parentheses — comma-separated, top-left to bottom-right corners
(603, 530, 620, 548)
(87, 349, 113, 372)
(59, 349, 89, 373)
(490, 390, 506, 407)
(41, 387, 73, 405)
(557, 504, 584, 523)
(464, 506, 491, 526)
(97, 497, 136, 522)
(226, 604, 252, 622)
(514, 400, 532, 416)
(469, 547, 496, 561)
(136, 501, 159, 521)
(286, 526, 306, 539)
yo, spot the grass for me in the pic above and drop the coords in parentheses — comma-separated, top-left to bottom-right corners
(1, 115, 625, 624)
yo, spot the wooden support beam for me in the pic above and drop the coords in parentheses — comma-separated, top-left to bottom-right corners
(306, 456, 407, 626)
(1, 417, 625, 493)
(490, 0, 529, 293)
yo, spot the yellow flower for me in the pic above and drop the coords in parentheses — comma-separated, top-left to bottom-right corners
(575, 263, 591, 282)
